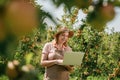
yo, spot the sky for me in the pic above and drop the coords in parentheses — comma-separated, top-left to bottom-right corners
(36, 0, 120, 33)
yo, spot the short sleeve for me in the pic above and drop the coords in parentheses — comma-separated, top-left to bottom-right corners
(42, 42, 50, 54)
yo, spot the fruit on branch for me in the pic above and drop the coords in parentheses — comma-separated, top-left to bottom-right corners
(82, 8, 89, 14)
(21, 64, 34, 72)
(76, 29, 82, 36)
(86, 2, 115, 31)
(5, 0, 38, 36)
(83, 71, 89, 76)
(82, 5, 95, 14)
(87, 11, 106, 31)
(71, 8, 79, 23)
(99, 3, 115, 22)
(108, 74, 115, 80)
(6, 60, 37, 80)
(6, 60, 20, 79)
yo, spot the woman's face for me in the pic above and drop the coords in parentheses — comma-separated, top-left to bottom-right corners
(58, 31, 69, 44)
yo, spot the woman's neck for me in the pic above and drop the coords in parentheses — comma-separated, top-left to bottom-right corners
(57, 43, 63, 47)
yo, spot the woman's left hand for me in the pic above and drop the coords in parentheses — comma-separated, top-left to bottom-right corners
(64, 65, 74, 73)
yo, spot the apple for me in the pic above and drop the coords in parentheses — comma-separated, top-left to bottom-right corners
(5, 0, 38, 36)
(99, 3, 115, 22)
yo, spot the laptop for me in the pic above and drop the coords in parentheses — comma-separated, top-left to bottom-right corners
(61, 51, 85, 65)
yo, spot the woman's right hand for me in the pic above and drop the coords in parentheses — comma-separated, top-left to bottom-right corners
(55, 59, 63, 65)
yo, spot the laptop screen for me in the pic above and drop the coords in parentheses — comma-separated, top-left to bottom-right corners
(62, 51, 85, 65)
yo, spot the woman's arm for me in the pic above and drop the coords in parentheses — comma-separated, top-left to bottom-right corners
(40, 42, 56, 67)
(40, 53, 63, 67)
(40, 53, 56, 67)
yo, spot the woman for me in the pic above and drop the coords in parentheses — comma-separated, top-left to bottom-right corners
(41, 27, 74, 80)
